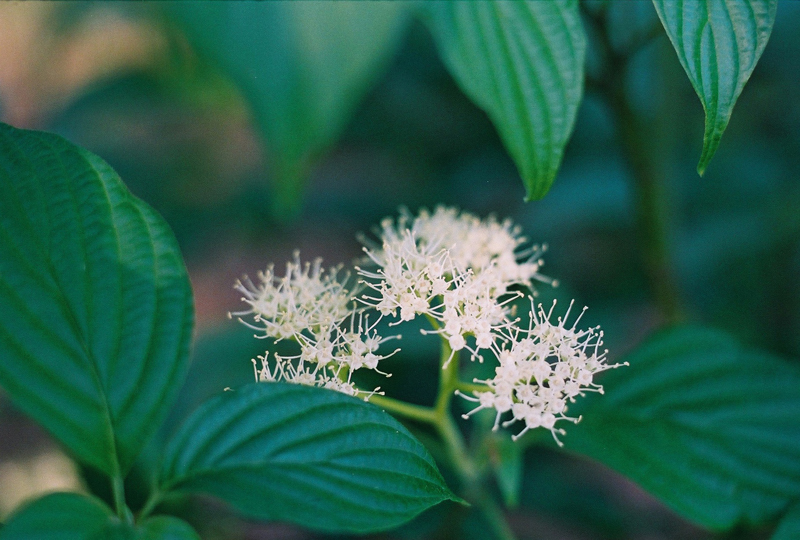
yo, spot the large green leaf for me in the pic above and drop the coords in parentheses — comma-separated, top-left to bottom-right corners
(0, 123, 194, 476)
(422, 0, 585, 200)
(0, 493, 113, 540)
(652, 0, 777, 175)
(565, 326, 800, 530)
(158, 383, 458, 533)
(168, 1, 410, 212)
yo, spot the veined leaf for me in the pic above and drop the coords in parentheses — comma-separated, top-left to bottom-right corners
(652, 0, 777, 175)
(0, 493, 113, 540)
(168, 2, 410, 214)
(0, 123, 194, 476)
(422, 0, 585, 200)
(566, 326, 800, 530)
(159, 383, 458, 533)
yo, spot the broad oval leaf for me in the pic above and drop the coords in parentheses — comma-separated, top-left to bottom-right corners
(0, 123, 194, 476)
(168, 2, 410, 213)
(422, 0, 586, 200)
(565, 326, 800, 530)
(652, 0, 777, 175)
(158, 383, 458, 533)
(0, 492, 113, 540)
(91, 517, 199, 540)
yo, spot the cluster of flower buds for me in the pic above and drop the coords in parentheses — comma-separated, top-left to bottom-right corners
(235, 207, 623, 442)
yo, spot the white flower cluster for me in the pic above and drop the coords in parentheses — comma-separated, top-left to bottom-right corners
(233, 253, 397, 400)
(458, 300, 618, 444)
(235, 207, 622, 442)
(358, 207, 550, 363)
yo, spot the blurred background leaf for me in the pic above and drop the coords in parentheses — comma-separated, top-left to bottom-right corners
(166, 1, 411, 216)
(92, 516, 200, 540)
(772, 502, 800, 540)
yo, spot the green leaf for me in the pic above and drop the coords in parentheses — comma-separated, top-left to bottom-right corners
(652, 0, 777, 175)
(91, 517, 199, 540)
(565, 326, 800, 530)
(159, 383, 458, 533)
(772, 502, 800, 540)
(0, 123, 194, 476)
(167, 2, 410, 214)
(422, 0, 585, 200)
(0, 493, 113, 540)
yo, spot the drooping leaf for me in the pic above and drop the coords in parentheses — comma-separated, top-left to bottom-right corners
(0, 123, 194, 476)
(167, 2, 410, 214)
(90, 517, 200, 540)
(772, 502, 800, 540)
(159, 383, 458, 533)
(565, 326, 800, 530)
(0, 493, 113, 540)
(652, 0, 777, 175)
(422, 0, 586, 200)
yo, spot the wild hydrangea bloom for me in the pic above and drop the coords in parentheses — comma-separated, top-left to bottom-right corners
(232, 252, 396, 400)
(236, 207, 623, 442)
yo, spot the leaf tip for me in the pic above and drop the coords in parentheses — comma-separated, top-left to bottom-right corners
(696, 162, 707, 177)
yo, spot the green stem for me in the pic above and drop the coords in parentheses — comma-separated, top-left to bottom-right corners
(435, 339, 457, 415)
(369, 395, 438, 423)
(111, 475, 132, 524)
(475, 492, 517, 540)
(137, 490, 163, 522)
(436, 412, 478, 483)
(372, 325, 517, 539)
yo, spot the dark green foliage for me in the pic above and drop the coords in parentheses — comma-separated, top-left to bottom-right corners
(159, 383, 459, 533)
(0, 123, 194, 476)
(567, 326, 800, 530)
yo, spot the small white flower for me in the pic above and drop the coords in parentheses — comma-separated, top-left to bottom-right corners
(458, 299, 626, 445)
(233, 252, 353, 340)
(235, 254, 397, 401)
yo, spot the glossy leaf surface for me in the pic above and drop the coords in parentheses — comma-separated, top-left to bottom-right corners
(0, 123, 194, 475)
(652, 0, 777, 174)
(423, 0, 585, 200)
(159, 383, 457, 533)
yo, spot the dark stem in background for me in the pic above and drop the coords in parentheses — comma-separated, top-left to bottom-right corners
(583, 4, 684, 324)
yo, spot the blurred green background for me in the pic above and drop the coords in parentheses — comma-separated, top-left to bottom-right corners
(0, 2, 798, 539)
